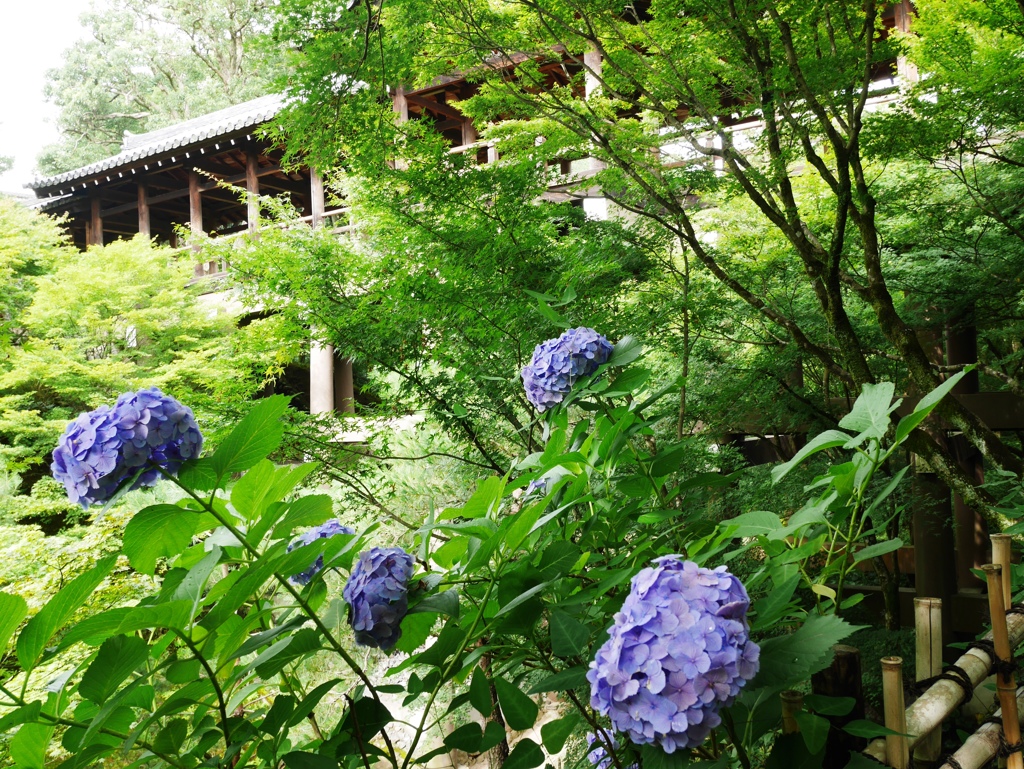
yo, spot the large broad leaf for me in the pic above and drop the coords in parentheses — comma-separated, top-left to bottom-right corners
(853, 538, 903, 564)
(549, 610, 590, 657)
(79, 635, 149, 704)
(608, 336, 643, 367)
(527, 666, 588, 694)
(501, 739, 544, 769)
(772, 430, 851, 483)
(839, 382, 897, 442)
(271, 495, 335, 540)
(469, 668, 493, 717)
(210, 395, 290, 478)
(10, 722, 55, 769)
(753, 614, 863, 688)
(494, 678, 538, 731)
(0, 592, 28, 654)
(54, 608, 132, 652)
(122, 504, 218, 575)
(17, 556, 116, 670)
(894, 368, 969, 445)
(540, 713, 580, 753)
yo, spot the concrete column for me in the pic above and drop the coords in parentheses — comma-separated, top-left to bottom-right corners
(137, 182, 150, 238)
(89, 197, 103, 246)
(310, 340, 335, 415)
(246, 150, 260, 233)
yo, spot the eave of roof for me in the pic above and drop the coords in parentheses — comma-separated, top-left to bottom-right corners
(28, 93, 286, 195)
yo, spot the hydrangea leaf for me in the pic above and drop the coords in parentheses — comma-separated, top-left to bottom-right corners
(753, 614, 863, 688)
(494, 677, 538, 731)
(209, 394, 289, 478)
(501, 738, 544, 769)
(549, 610, 590, 657)
(540, 712, 580, 754)
(123, 504, 219, 575)
(79, 635, 149, 704)
(16, 555, 116, 670)
(527, 666, 588, 694)
(0, 592, 28, 656)
(469, 667, 493, 717)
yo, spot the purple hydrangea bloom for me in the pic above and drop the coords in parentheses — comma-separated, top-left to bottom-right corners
(587, 732, 637, 769)
(52, 388, 202, 508)
(587, 557, 760, 753)
(343, 547, 415, 651)
(287, 519, 356, 585)
(521, 327, 614, 411)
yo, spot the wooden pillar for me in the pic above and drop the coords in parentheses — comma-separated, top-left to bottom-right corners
(948, 308, 986, 590)
(461, 118, 477, 150)
(334, 354, 355, 415)
(393, 85, 409, 171)
(246, 150, 260, 233)
(583, 45, 602, 98)
(188, 170, 203, 250)
(812, 645, 866, 769)
(310, 168, 325, 228)
(310, 341, 335, 415)
(912, 472, 955, 638)
(89, 197, 103, 247)
(137, 182, 150, 238)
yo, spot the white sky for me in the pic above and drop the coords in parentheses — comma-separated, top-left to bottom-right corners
(0, 2, 90, 196)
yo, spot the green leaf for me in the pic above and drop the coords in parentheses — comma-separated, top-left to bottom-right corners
(210, 395, 290, 478)
(123, 505, 218, 575)
(839, 382, 897, 441)
(842, 720, 910, 738)
(495, 582, 551, 617)
(337, 697, 392, 740)
(281, 752, 340, 769)
(853, 538, 904, 564)
(254, 628, 322, 678)
(540, 712, 580, 753)
(0, 592, 28, 654)
(804, 694, 855, 716)
(754, 614, 863, 688)
(54, 608, 132, 652)
(79, 635, 149, 704)
(445, 723, 484, 753)
(539, 541, 581, 579)
(751, 574, 800, 631)
(895, 368, 969, 444)
(608, 335, 642, 366)
(230, 459, 280, 521)
(10, 722, 55, 769)
(527, 666, 588, 694)
(152, 719, 189, 755)
(605, 367, 651, 397)
(470, 668, 493, 717)
(640, 743, 691, 769)
(17, 555, 116, 670)
(501, 738, 544, 769)
(177, 457, 220, 491)
(549, 610, 590, 657)
(771, 430, 851, 484)
(524, 292, 571, 328)
(271, 494, 335, 539)
(441, 476, 502, 520)
(794, 712, 830, 754)
(394, 612, 436, 654)
(287, 679, 341, 728)
(494, 677, 538, 731)
(408, 590, 460, 618)
(724, 510, 783, 538)
(116, 600, 194, 634)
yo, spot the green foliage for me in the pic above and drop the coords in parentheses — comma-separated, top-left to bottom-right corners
(39, 0, 282, 174)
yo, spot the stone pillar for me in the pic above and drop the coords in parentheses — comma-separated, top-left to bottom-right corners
(137, 182, 150, 238)
(310, 341, 335, 415)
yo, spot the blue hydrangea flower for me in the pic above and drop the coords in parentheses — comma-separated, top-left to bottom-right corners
(52, 388, 203, 508)
(343, 547, 415, 651)
(287, 519, 356, 585)
(587, 732, 637, 769)
(521, 327, 614, 411)
(587, 557, 760, 753)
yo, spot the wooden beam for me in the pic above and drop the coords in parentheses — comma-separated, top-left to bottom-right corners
(310, 168, 325, 228)
(188, 170, 203, 247)
(405, 92, 466, 121)
(90, 197, 103, 246)
(246, 150, 259, 233)
(137, 182, 150, 238)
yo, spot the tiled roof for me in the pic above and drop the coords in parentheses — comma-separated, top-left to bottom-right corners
(29, 93, 286, 192)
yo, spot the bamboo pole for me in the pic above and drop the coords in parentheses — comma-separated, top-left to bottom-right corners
(781, 690, 803, 735)
(993, 534, 1014, 610)
(940, 687, 1024, 769)
(882, 656, 909, 769)
(914, 598, 943, 766)
(863, 609, 1024, 761)
(984, 564, 1024, 769)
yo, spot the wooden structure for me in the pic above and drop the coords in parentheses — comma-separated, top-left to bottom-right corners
(28, 95, 353, 416)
